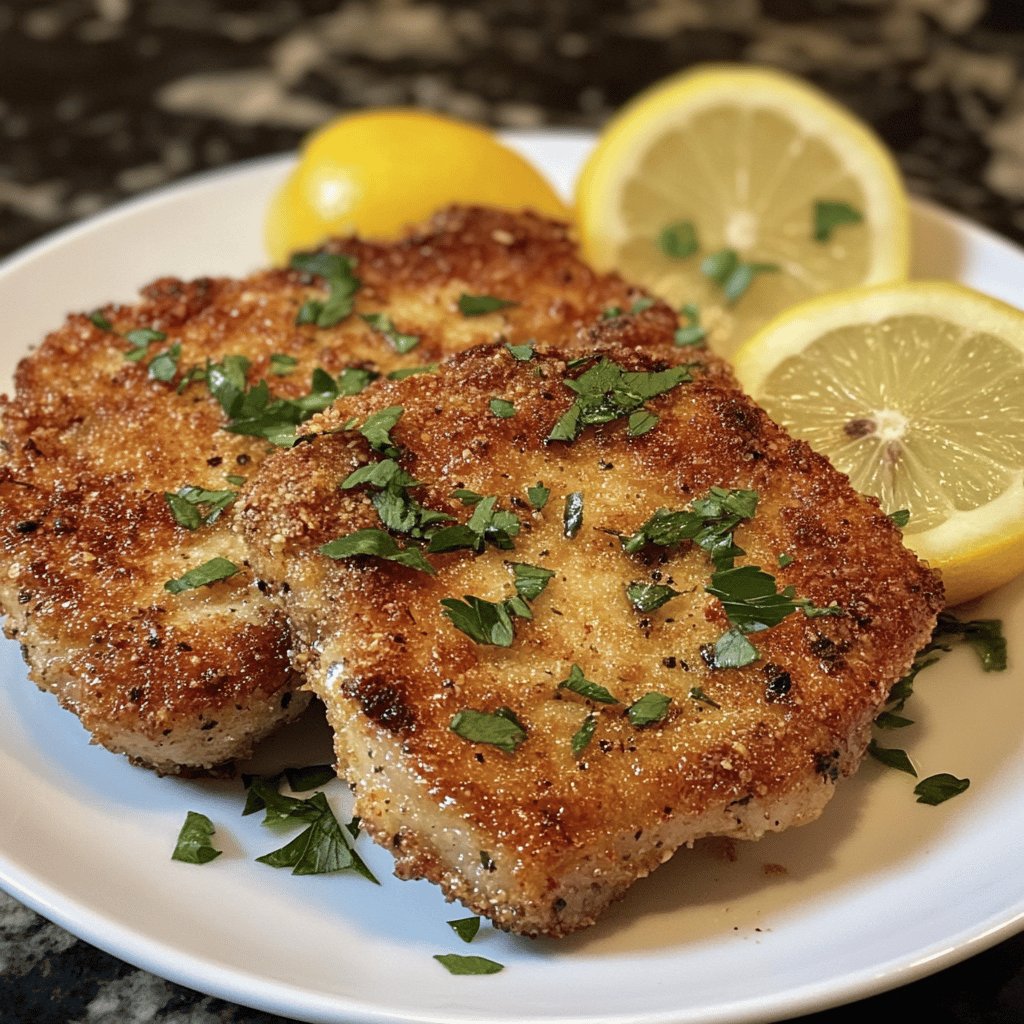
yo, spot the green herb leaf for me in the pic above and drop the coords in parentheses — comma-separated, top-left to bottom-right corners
(164, 485, 238, 530)
(387, 363, 438, 380)
(338, 367, 379, 395)
(701, 248, 779, 303)
(875, 711, 914, 729)
(888, 508, 911, 528)
(600, 305, 622, 320)
(914, 773, 970, 805)
(225, 473, 247, 486)
(450, 708, 526, 752)
(447, 917, 481, 943)
(427, 495, 519, 554)
(505, 341, 535, 361)
(433, 954, 504, 975)
(705, 564, 802, 632)
(627, 691, 672, 726)
(867, 739, 918, 776)
(164, 557, 239, 594)
(510, 562, 555, 602)
(123, 326, 167, 361)
(547, 357, 692, 443)
(284, 764, 335, 792)
(269, 353, 298, 376)
(341, 458, 419, 491)
(458, 293, 517, 317)
(558, 664, 620, 705)
(256, 791, 378, 880)
(89, 310, 114, 331)
(148, 342, 181, 382)
(929, 611, 1007, 672)
(527, 482, 550, 510)
(813, 200, 863, 242)
(452, 487, 485, 505)
(361, 311, 420, 354)
(658, 221, 699, 260)
(688, 686, 721, 709)
(674, 303, 707, 348)
(489, 397, 516, 419)
(711, 627, 760, 669)
(171, 811, 222, 864)
(319, 528, 435, 575)
(631, 297, 656, 314)
(778, 553, 794, 567)
(441, 595, 516, 646)
(627, 409, 659, 436)
(626, 581, 681, 613)
(291, 251, 360, 328)
(359, 406, 404, 454)
(571, 713, 597, 757)
(563, 491, 584, 538)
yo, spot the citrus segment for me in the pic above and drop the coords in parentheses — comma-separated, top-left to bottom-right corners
(575, 65, 910, 356)
(732, 281, 1024, 605)
(266, 109, 568, 263)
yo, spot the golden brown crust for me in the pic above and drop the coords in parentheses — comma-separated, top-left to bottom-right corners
(0, 207, 671, 773)
(239, 340, 943, 936)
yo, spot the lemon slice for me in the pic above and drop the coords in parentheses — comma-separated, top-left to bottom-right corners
(732, 281, 1024, 606)
(266, 109, 567, 263)
(576, 65, 910, 356)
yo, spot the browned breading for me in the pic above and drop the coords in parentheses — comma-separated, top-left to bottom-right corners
(0, 207, 673, 773)
(238, 338, 943, 937)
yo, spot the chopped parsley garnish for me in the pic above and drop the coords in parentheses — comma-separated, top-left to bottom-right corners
(337, 366, 379, 395)
(453, 488, 484, 505)
(526, 482, 550, 510)
(89, 310, 114, 331)
(778, 553, 794, 567)
(626, 581, 681, 613)
(558, 664, 620, 705)
(627, 410, 659, 436)
(319, 528, 435, 575)
(701, 248, 779, 303)
(710, 627, 760, 670)
(674, 303, 707, 348)
(914, 773, 970, 805)
(433, 954, 504, 975)
(427, 495, 520, 553)
(124, 327, 166, 361)
(164, 485, 238, 530)
(928, 611, 1006, 672)
(449, 707, 526, 752)
(547, 357, 692, 443)
(688, 686, 721, 709)
(256, 791, 377, 880)
(814, 200, 863, 242)
(148, 342, 181, 382)
(600, 305, 622, 320)
(505, 341, 535, 361)
(225, 473, 247, 486)
(867, 739, 917, 776)
(359, 405, 404, 455)
(510, 562, 555, 602)
(489, 397, 516, 419)
(284, 764, 335, 792)
(171, 811, 222, 864)
(571, 713, 597, 756)
(875, 710, 914, 729)
(627, 692, 672, 727)
(888, 508, 911, 528)
(269, 353, 298, 376)
(441, 595, 517, 646)
(290, 251, 360, 328)
(658, 220, 699, 260)
(447, 917, 481, 943)
(563, 491, 584, 538)
(164, 557, 239, 594)
(458, 293, 516, 317)
(361, 311, 420, 354)
(387, 363, 438, 380)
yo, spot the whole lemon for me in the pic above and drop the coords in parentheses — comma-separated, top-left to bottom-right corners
(266, 108, 567, 263)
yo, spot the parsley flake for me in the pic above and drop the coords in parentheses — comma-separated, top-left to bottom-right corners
(505, 341, 535, 361)
(148, 342, 181, 382)
(458, 293, 516, 317)
(449, 707, 526, 752)
(489, 397, 516, 418)
(914, 773, 970, 805)
(510, 562, 555, 602)
(688, 687, 721, 709)
(447, 917, 481, 943)
(171, 811, 222, 864)
(319, 528, 435, 575)
(658, 220, 699, 260)
(563, 491, 584, 538)
(627, 692, 672, 726)
(571, 713, 597, 757)
(89, 310, 114, 331)
(558, 664, 619, 705)
(814, 200, 863, 242)
(526, 482, 550, 510)
(867, 739, 917, 776)
(888, 508, 911, 528)
(337, 367, 378, 395)
(441, 595, 516, 646)
(387, 363, 437, 380)
(361, 311, 420, 354)
(433, 954, 504, 976)
(674, 303, 707, 348)
(123, 327, 166, 361)
(164, 485, 238, 530)
(269, 353, 298, 376)
(290, 251, 360, 328)
(701, 248, 779, 303)
(164, 557, 239, 594)
(627, 581, 681, 613)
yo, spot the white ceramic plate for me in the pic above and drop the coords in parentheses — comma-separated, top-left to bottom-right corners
(1, 132, 1022, 1024)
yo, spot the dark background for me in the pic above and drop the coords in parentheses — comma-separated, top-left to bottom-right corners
(2, 1, 1024, 1022)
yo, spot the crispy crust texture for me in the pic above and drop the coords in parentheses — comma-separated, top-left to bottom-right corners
(0, 207, 669, 773)
(239, 339, 943, 936)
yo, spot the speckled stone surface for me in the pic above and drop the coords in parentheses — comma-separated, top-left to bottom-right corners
(2, 1, 1024, 1022)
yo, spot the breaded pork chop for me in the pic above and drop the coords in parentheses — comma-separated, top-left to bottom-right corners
(239, 339, 943, 937)
(0, 206, 673, 773)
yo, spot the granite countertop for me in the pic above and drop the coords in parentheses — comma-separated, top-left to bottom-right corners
(2, 1, 1024, 1022)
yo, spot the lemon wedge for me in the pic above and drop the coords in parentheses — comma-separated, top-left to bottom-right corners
(732, 281, 1024, 606)
(266, 109, 567, 263)
(575, 65, 910, 356)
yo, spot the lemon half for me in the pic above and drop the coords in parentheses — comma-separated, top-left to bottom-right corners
(732, 281, 1024, 606)
(576, 65, 910, 356)
(266, 109, 567, 263)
